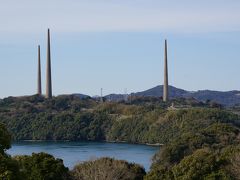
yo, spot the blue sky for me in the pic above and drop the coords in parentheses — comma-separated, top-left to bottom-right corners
(0, 0, 240, 98)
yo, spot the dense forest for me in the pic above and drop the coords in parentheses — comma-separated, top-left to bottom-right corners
(0, 95, 240, 179)
(0, 95, 222, 142)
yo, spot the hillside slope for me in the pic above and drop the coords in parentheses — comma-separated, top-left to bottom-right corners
(106, 85, 240, 106)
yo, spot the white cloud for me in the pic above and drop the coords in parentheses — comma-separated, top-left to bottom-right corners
(0, 0, 239, 34)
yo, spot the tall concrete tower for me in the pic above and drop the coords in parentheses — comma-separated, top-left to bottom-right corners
(46, 29, 52, 98)
(163, 39, 169, 102)
(37, 45, 42, 95)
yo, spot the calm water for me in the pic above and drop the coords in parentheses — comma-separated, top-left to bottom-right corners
(8, 141, 159, 171)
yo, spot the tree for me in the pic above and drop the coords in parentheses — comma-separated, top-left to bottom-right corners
(0, 154, 23, 180)
(71, 157, 146, 180)
(0, 123, 22, 179)
(171, 149, 230, 179)
(15, 152, 70, 180)
(0, 123, 11, 155)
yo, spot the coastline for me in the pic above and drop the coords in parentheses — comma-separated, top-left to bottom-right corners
(16, 139, 163, 147)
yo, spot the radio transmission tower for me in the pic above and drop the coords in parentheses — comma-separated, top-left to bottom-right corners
(101, 88, 103, 103)
(124, 88, 128, 102)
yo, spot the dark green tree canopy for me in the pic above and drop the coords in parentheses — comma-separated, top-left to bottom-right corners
(15, 152, 70, 180)
(0, 123, 11, 154)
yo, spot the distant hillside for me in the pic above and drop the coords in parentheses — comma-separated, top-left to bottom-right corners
(58, 94, 90, 99)
(184, 90, 240, 107)
(71, 94, 91, 99)
(133, 85, 187, 98)
(105, 94, 127, 102)
(105, 85, 240, 106)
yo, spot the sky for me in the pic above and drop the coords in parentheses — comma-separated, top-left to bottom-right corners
(0, 0, 240, 98)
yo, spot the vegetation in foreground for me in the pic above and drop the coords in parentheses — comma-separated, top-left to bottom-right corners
(0, 95, 240, 179)
(146, 123, 240, 179)
(71, 158, 146, 180)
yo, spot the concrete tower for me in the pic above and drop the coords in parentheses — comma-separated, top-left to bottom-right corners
(46, 29, 52, 98)
(37, 45, 42, 95)
(163, 39, 169, 102)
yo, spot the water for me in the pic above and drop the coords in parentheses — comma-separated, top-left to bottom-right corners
(8, 141, 159, 171)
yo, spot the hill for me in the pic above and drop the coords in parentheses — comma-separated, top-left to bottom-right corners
(105, 85, 240, 106)
(133, 85, 187, 97)
(0, 95, 221, 141)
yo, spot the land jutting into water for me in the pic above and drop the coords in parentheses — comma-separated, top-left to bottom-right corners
(0, 95, 240, 179)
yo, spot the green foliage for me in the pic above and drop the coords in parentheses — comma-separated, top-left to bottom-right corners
(0, 123, 71, 180)
(152, 123, 240, 167)
(71, 157, 146, 180)
(147, 147, 240, 180)
(0, 96, 113, 141)
(0, 123, 11, 154)
(147, 122, 240, 179)
(1, 95, 233, 144)
(15, 152, 70, 180)
(108, 108, 239, 145)
(171, 149, 231, 180)
(227, 150, 240, 179)
(0, 123, 23, 179)
(0, 154, 23, 180)
(144, 164, 174, 180)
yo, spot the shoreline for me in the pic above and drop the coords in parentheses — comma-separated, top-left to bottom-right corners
(15, 139, 163, 147)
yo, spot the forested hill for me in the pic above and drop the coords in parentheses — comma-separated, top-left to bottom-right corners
(0, 94, 235, 142)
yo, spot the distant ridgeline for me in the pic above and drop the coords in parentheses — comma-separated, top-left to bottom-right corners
(0, 95, 240, 179)
(105, 85, 240, 107)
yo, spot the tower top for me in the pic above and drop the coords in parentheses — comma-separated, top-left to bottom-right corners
(46, 29, 52, 99)
(37, 45, 42, 95)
